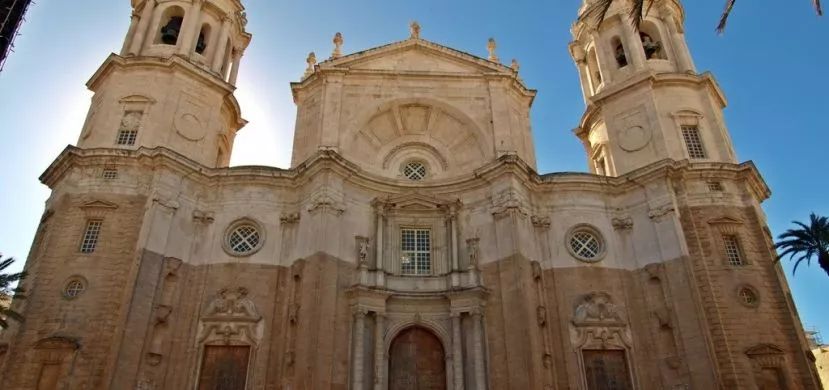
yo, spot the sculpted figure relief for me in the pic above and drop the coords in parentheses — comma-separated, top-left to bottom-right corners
(573, 291, 624, 326)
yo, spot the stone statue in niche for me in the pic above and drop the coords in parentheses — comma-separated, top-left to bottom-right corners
(466, 237, 480, 269)
(356, 236, 370, 266)
(572, 291, 624, 326)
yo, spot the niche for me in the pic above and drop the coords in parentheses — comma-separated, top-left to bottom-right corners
(196, 23, 211, 55)
(639, 21, 667, 60)
(612, 36, 627, 67)
(157, 6, 185, 46)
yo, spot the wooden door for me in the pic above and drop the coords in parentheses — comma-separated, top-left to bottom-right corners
(389, 327, 446, 390)
(197, 345, 251, 390)
(582, 349, 633, 390)
(36, 363, 61, 390)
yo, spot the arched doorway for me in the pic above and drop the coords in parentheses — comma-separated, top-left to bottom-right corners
(388, 327, 447, 390)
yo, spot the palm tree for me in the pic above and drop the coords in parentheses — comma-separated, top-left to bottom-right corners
(775, 213, 829, 276)
(0, 254, 26, 329)
(583, 0, 822, 34)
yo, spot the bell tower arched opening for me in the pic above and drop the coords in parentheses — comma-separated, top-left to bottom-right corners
(388, 327, 447, 390)
(196, 23, 211, 55)
(639, 21, 667, 60)
(156, 6, 185, 46)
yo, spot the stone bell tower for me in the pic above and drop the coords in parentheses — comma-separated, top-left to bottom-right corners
(569, 0, 739, 176)
(77, 0, 251, 168)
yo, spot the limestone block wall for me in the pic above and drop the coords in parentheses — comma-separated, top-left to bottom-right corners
(79, 60, 240, 168)
(0, 191, 147, 389)
(677, 201, 819, 389)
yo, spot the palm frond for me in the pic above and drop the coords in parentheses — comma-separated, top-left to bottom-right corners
(815, 0, 824, 15)
(584, 0, 615, 28)
(629, 0, 646, 30)
(716, 0, 737, 34)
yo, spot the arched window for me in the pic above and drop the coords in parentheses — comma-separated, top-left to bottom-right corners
(156, 6, 185, 45)
(196, 23, 211, 55)
(611, 36, 627, 68)
(639, 21, 667, 60)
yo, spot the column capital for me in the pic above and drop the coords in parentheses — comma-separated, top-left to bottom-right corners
(354, 307, 369, 318)
(471, 308, 484, 318)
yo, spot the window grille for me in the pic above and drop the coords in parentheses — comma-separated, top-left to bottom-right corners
(681, 126, 706, 159)
(400, 229, 431, 275)
(102, 169, 119, 179)
(723, 234, 744, 266)
(116, 130, 138, 145)
(80, 220, 103, 253)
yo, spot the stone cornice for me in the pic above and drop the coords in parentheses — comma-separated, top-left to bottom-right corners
(575, 72, 727, 135)
(39, 146, 771, 204)
(86, 54, 247, 131)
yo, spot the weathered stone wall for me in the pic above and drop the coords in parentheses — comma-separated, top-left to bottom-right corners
(0, 192, 147, 389)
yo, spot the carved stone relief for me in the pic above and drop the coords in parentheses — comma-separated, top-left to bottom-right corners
(197, 287, 263, 346)
(617, 125, 652, 152)
(490, 189, 529, 220)
(570, 291, 633, 351)
(174, 93, 209, 142)
(531, 215, 551, 228)
(307, 189, 346, 216)
(612, 216, 634, 230)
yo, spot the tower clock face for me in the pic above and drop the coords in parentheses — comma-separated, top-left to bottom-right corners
(121, 111, 142, 130)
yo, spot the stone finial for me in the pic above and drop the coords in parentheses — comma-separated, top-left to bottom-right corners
(409, 21, 421, 39)
(487, 38, 499, 62)
(331, 32, 343, 58)
(511, 59, 520, 72)
(304, 52, 317, 78)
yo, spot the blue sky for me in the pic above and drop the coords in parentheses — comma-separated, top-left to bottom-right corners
(1, 1, 827, 339)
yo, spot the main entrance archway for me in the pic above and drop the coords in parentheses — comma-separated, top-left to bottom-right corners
(388, 327, 447, 390)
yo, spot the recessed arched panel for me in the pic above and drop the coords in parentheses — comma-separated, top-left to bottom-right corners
(343, 98, 491, 179)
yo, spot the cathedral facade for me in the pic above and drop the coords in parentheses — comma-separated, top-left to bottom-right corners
(0, 0, 822, 389)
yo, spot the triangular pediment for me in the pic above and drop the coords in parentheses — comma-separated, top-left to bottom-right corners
(707, 216, 744, 226)
(319, 39, 514, 75)
(373, 192, 460, 211)
(80, 200, 119, 210)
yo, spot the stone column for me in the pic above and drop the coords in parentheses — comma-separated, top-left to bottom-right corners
(450, 214, 459, 271)
(575, 60, 592, 100)
(178, 0, 204, 55)
(452, 314, 465, 390)
(373, 313, 385, 390)
(661, 10, 695, 73)
(128, 0, 156, 55)
(211, 14, 232, 72)
(121, 12, 141, 56)
(472, 309, 486, 388)
(620, 16, 646, 71)
(352, 309, 367, 390)
(229, 52, 242, 84)
(375, 208, 385, 286)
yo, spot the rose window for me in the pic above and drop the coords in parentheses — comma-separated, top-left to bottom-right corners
(227, 224, 261, 255)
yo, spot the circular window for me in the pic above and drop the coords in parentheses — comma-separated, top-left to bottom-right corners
(402, 161, 428, 181)
(736, 286, 760, 307)
(224, 220, 264, 256)
(63, 279, 86, 299)
(566, 225, 605, 262)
